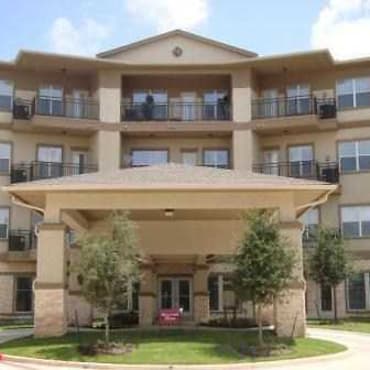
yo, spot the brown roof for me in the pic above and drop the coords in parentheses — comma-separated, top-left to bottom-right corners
(4, 163, 336, 192)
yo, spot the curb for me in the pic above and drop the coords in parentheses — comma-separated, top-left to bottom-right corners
(1, 347, 350, 370)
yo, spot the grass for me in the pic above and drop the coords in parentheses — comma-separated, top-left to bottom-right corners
(308, 317, 370, 334)
(0, 329, 346, 365)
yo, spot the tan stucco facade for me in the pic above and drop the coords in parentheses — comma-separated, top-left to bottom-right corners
(1, 29, 370, 337)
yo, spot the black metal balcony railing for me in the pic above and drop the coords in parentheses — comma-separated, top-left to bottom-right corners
(302, 227, 341, 247)
(8, 229, 35, 251)
(13, 98, 34, 119)
(252, 96, 336, 120)
(121, 102, 231, 121)
(10, 161, 98, 183)
(35, 96, 99, 120)
(253, 161, 339, 183)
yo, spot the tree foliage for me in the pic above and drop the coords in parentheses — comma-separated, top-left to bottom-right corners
(308, 227, 352, 322)
(77, 211, 140, 343)
(233, 210, 296, 345)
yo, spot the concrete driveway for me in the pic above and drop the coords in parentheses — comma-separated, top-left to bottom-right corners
(0, 328, 368, 370)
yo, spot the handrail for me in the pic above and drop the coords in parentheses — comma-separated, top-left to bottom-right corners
(121, 101, 231, 121)
(253, 161, 339, 183)
(10, 161, 98, 183)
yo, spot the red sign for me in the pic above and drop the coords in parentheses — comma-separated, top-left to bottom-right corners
(158, 309, 181, 325)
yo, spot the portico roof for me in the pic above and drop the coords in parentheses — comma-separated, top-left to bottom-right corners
(4, 163, 335, 191)
(3, 164, 336, 219)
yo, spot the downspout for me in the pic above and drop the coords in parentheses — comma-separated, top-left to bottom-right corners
(11, 195, 45, 214)
(296, 187, 337, 215)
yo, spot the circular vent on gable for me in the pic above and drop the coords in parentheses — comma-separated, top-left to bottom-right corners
(172, 46, 183, 57)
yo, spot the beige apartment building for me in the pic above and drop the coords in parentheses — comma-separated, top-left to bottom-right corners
(0, 29, 369, 337)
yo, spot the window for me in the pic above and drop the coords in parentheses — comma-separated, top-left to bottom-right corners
(341, 206, 370, 238)
(339, 140, 370, 172)
(15, 277, 33, 312)
(181, 150, 197, 166)
(0, 80, 13, 111)
(321, 284, 332, 311)
(208, 275, 221, 311)
(38, 85, 63, 115)
(131, 149, 168, 167)
(347, 273, 366, 310)
(203, 149, 229, 168)
(301, 208, 319, 243)
(286, 84, 311, 115)
(0, 208, 9, 239)
(288, 145, 314, 178)
(337, 77, 370, 109)
(0, 143, 11, 173)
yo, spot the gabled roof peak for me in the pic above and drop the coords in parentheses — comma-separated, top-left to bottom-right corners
(96, 29, 257, 59)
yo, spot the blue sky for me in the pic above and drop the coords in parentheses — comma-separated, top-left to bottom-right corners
(1, 0, 370, 60)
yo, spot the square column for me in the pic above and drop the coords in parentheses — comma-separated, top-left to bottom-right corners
(34, 223, 68, 337)
(138, 266, 156, 326)
(98, 71, 121, 123)
(193, 265, 210, 323)
(274, 221, 306, 337)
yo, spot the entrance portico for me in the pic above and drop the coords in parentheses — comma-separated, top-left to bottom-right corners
(3, 164, 336, 338)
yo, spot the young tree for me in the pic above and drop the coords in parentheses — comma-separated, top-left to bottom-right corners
(233, 210, 296, 346)
(308, 227, 352, 323)
(77, 211, 140, 344)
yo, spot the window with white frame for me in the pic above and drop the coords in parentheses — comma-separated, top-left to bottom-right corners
(208, 275, 222, 311)
(347, 273, 368, 310)
(286, 84, 311, 115)
(0, 143, 11, 173)
(301, 208, 319, 243)
(337, 77, 370, 110)
(0, 80, 13, 111)
(203, 149, 229, 168)
(339, 140, 370, 172)
(0, 208, 9, 239)
(341, 206, 370, 238)
(131, 149, 168, 167)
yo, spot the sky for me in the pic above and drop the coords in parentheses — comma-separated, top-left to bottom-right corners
(1, 0, 370, 61)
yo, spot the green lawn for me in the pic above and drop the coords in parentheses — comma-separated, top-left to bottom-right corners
(308, 317, 370, 334)
(0, 329, 345, 365)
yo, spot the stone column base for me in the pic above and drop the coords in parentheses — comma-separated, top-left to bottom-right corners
(34, 288, 68, 337)
(139, 294, 156, 326)
(275, 287, 306, 338)
(193, 293, 209, 323)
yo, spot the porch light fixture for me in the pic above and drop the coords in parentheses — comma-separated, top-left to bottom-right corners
(164, 209, 175, 217)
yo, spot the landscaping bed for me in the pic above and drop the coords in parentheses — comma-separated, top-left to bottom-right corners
(0, 329, 346, 365)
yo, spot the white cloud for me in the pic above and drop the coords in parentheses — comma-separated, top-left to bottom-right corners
(125, 0, 209, 32)
(311, 0, 370, 59)
(49, 17, 110, 55)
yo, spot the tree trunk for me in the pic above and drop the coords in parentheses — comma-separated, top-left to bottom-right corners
(104, 312, 110, 345)
(333, 285, 338, 324)
(257, 304, 264, 347)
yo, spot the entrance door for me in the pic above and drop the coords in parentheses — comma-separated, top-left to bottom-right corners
(37, 146, 63, 179)
(159, 277, 192, 315)
(72, 90, 89, 118)
(181, 92, 197, 121)
(262, 149, 279, 175)
(72, 150, 88, 175)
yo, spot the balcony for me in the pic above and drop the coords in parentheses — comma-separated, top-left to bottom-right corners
(8, 229, 35, 251)
(252, 96, 336, 120)
(10, 161, 98, 183)
(13, 96, 100, 121)
(121, 101, 231, 122)
(253, 161, 339, 183)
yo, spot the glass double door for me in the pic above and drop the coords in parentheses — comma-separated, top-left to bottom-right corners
(159, 277, 192, 315)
